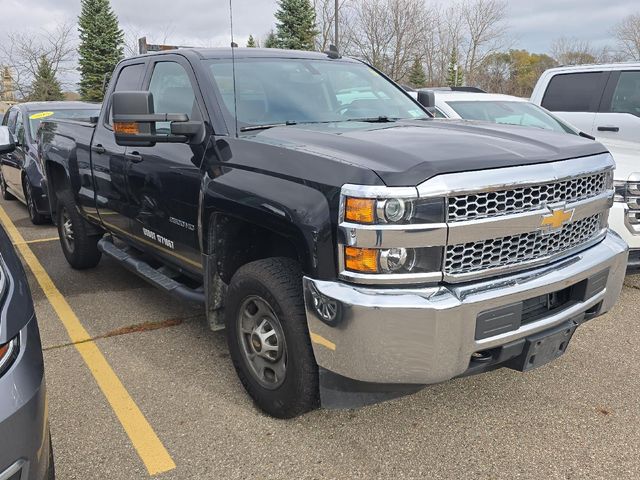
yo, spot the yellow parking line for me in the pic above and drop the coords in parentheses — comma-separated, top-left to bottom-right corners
(13, 236, 59, 246)
(0, 206, 176, 476)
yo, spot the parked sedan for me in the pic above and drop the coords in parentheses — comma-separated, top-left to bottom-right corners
(0, 125, 53, 479)
(0, 102, 100, 224)
(416, 88, 640, 271)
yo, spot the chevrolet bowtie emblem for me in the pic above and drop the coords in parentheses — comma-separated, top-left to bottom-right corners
(540, 207, 575, 232)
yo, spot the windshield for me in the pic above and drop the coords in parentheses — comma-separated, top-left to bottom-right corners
(28, 108, 101, 137)
(206, 58, 428, 130)
(446, 101, 576, 134)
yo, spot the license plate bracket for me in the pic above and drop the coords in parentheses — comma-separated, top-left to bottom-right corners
(506, 320, 577, 372)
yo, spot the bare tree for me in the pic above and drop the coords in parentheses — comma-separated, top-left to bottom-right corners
(347, 0, 428, 81)
(550, 36, 598, 65)
(0, 23, 75, 99)
(122, 23, 177, 57)
(460, 0, 509, 85)
(314, 0, 354, 52)
(612, 13, 640, 61)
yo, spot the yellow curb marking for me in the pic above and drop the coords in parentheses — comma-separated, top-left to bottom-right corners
(0, 205, 176, 476)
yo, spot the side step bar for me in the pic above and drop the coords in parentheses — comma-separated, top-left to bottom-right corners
(98, 237, 205, 306)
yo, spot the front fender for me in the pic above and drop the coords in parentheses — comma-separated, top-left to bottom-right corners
(201, 168, 339, 280)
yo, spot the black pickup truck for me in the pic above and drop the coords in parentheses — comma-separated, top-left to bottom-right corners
(39, 48, 628, 418)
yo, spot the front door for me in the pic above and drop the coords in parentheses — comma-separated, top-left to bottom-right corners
(5, 110, 26, 200)
(594, 70, 640, 144)
(125, 57, 207, 274)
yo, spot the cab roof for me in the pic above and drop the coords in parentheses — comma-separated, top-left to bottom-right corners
(20, 101, 100, 111)
(139, 47, 360, 63)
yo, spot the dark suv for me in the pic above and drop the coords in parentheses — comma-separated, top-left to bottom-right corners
(1, 102, 100, 224)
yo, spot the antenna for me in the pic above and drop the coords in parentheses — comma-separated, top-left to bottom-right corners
(229, 0, 239, 138)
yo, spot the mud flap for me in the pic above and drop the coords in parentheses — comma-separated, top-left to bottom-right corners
(319, 368, 425, 409)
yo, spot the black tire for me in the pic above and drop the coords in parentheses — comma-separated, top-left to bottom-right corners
(56, 189, 102, 269)
(23, 177, 47, 224)
(0, 170, 14, 200)
(47, 432, 55, 480)
(225, 258, 319, 418)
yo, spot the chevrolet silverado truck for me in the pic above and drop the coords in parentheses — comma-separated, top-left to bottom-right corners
(38, 48, 628, 418)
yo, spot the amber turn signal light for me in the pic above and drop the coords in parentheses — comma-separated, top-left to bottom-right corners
(345, 246, 379, 273)
(345, 197, 376, 224)
(114, 122, 140, 135)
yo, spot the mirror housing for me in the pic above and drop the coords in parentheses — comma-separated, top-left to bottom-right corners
(0, 126, 15, 154)
(417, 90, 435, 109)
(112, 91, 196, 147)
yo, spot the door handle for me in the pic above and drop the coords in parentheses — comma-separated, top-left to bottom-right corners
(126, 152, 143, 163)
(597, 126, 620, 132)
(92, 144, 106, 154)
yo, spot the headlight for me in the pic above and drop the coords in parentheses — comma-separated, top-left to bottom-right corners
(0, 337, 19, 377)
(344, 196, 444, 225)
(339, 185, 446, 284)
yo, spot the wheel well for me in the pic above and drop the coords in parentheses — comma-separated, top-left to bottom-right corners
(45, 162, 69, 221)
(212, 215, 302, 284)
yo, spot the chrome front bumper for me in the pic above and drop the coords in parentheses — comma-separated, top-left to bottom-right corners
(304, 230, 628, 385)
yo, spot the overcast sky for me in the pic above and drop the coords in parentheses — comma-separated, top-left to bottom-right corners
(0, 0, 637, 88)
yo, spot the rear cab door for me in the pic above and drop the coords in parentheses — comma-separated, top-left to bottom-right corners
(123, 54, 209, 274)
(92, 60, 148, 233)
(593, 69, 640, 143)
(538, 70, 610, 136)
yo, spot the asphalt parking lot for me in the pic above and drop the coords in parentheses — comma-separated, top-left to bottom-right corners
(2, 197, 640, 480)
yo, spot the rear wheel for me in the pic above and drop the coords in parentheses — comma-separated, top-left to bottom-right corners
(56, 190, 102, 269)
(0, 170, 14, 200)
(23, 177, 47, 224)
(225, 258, 319, 418)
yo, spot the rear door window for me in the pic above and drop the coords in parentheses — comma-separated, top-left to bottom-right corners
(107, 63, 146, 125)
(541, 72, 608, 112)
(609, 71, 640, 117)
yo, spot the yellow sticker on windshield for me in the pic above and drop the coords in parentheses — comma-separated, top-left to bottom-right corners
(29, 111, 54, 120)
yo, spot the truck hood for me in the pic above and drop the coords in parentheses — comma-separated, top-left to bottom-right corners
(596, 138, 639, 180)
(248, 119, 608, 186)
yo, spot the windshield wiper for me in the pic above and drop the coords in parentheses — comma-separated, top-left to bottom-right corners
(240, 121, 297, 132)
(346, 116, 397, 123)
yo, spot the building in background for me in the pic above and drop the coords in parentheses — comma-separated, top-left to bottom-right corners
(0, 66, 17, 115)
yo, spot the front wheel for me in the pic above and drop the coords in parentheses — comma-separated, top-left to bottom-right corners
(0, 170, 14, 201)
(225, 258, 319, 418)
(56, 190, 102, 269)
(24, 178, 47, 224)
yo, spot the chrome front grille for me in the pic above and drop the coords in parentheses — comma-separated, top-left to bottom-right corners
(447, 171, 609, 222)
(445, 214, 604, 276)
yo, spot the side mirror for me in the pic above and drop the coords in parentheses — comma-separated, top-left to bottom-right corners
(0, 126, 15, 154)
(417, 90, 435, 109)
(112, 91, 196, 147)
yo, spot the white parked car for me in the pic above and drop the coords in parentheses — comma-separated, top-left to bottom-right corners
(531, 63, 640, 145)
(414, 88, 640, 271)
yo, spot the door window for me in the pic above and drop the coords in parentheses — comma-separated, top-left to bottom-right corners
(5, 108, 18, 132)
(107, 63, 146, 125)
(610, 71, 640, 117)
(541, 72, 608, 112)
(148, 62, 200, 133)
(14, 111, 24, 145)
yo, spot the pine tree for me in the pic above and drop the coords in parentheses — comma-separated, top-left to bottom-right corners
(247, 35, 257, 48)
(264, 31, 278, 49)
(447, 47, 464, 87)
(30, 55, 64, 101)
(408, 58, 427, 88)
(274, 0, 318, 50)
(78, 0, 124, 102)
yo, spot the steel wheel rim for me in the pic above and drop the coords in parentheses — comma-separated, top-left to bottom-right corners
(237, 295, 287, 390)
(60, 207, 75, 253)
